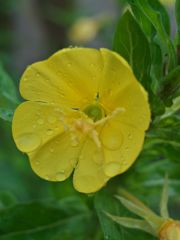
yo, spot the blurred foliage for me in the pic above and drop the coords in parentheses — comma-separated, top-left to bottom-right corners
(0, 0, 179, 240)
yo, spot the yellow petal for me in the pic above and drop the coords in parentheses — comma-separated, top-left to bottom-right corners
(12, 101, 65, 153)
(99, 48, 150, 130)
(99, 48, 132, 101)
(100, 118, 145, 177)
(29, 132, 81, 181)
(73, 137, 108, 193)
(20, 48, 103, 108)
(110, 81, 150, 130)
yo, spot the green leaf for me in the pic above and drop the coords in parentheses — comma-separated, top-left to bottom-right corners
(0, 200, 92, 240)
(94, 191, 123, 240)
(113, 11, 151, 89)
(0, 108, 14, 121)
(150, 42, 163, 93)
(105, 213, 155, 236)
(159, 66, 180, 107)
(0, 63, 18, 121)
(94, 190, 155, 240)
(0, 192, 17, 209)
(127, 0, 176, 70)
(176, 0, 180, 44)
(117, 189, 156, 216)
(115, 196, 163, 231)
(128, 0, 170, 37)
(160, 175, 169, 218)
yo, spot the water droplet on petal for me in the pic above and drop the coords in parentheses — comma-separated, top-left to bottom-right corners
(121, 160, 128, 167)
(35, 161, 40, 165)
(24, 77, 28, 81)
(128, 133, 132, 139)
(100, 124, 122, 150)
(104, 162, 121, 177)
(75, 175, 97, 192)
(54, 107, 61, 112)
(50, 147, 54, 153)
(45, 174, 50, 180)
(46, 129, 54, 135)
(67, 62, 72, 67)
(37, 119, 44, 125)
(48, 116, 56, 124)
(16, 133, 41, 152)
(55, 171, 66, 181)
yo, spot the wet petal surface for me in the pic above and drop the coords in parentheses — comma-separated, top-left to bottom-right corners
(20, 48, 103, 109)
(29, 132, 81, 181)
(73, 137, 108, 193)
(12, 101, 66, 153)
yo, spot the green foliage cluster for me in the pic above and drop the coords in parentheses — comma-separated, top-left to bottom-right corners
(0, 0, 179, 239)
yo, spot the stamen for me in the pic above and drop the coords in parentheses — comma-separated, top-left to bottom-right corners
(95, 107, 125, 126)
(90, 129, 101, 148)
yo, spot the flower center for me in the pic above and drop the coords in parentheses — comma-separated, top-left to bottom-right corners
(83, 104, 105, 122)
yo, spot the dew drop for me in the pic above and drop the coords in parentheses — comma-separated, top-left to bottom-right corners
(46, 129, 54, 135)
(50, 147, 54, 153)
(121, 160, 128, 167)
(48, 116, 56, 124)
(67, 62, 72, 67)
(128, 133, 132, 139)
(55, 126, 60, 132)
(54, 107, 61, 112)
(55, 171, 66, 181)
(100, 124, 122, 150)
(35, 161, 40, 165)
(74, 175, 98, 192)
(45, 174, 50, 180)
(37, 119, 44, 125)
(16, 133, 41, 152)
(125, 146, 129, 152)
(24, 77, 28, 82)
(104, 162, 121, 177)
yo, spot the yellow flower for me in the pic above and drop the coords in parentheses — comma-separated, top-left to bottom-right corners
(12, 48, 150, 193)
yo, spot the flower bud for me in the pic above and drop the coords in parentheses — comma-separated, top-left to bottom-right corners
(159, 220, 180, 240)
